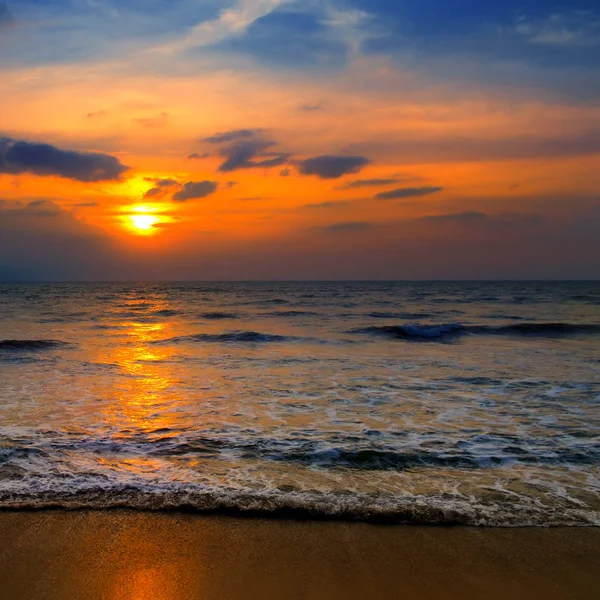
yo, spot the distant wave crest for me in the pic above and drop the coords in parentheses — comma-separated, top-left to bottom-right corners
(0, 339, 70, 351)
(199, 312, 239, 320)
(351, 322, 600, 341)
(155, 331, 295, 344)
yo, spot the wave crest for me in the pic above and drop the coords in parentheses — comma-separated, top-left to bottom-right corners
(0, 339, 70, 351)
(351, 322, 600, 341)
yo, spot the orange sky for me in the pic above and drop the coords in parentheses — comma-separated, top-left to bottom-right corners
(1, 1, 600, 279)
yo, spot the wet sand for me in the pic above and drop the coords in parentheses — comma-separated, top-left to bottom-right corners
(0, 512, 598, 599)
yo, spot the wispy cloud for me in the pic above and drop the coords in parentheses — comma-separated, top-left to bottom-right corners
(299, 155, 370, 179)
(376, 187, 442, 200)
(203, 129, 289, 172)
(340, 178, 401, 189)
(513, 11, 600, 47)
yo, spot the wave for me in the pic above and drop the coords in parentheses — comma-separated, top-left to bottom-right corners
(153, 309, 182, 317)
(155, 331, 296, 344)
(236, 298, 290, 306)
(3, 431, 596, 470)
(261, 310, 320, 318)
(0, 485, 596, 526)
(1, 429, 597, 525)
(351, 322, 600, 341)
(352, 324, 465, 340)
(199, 312, 239, 320)
(367, 312, 433, 319)
(0, 339, 70, 351)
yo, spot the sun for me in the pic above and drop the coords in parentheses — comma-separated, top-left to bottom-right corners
(130, 213, 159, 233)
(123, 204, 165, 235)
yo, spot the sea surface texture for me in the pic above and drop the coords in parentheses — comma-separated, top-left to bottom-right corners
(1, 282, 599, 526)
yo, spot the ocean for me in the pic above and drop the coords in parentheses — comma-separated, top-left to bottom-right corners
(0, 281, 599, 526)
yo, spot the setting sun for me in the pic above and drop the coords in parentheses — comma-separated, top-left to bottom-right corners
(129, 213, 159, 233)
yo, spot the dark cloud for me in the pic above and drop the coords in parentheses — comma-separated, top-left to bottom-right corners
(144, 177, 178, 186)
(202, 128, 290, 172)
(341, 178, 401, 189)
(218, 139, 289, 172)
(298, 155, 370, 179)
(203, 129, 262, 144)
(420, 212, 486, 222)
(73, 201, 98, 208)
(0, 137, 129, 182)
(376, 187, 443, 200)
(143, 178, 179, 199)
(172, 180, 218, 202)
(323, 222, 374, 233)
(188, 152, 211, 159)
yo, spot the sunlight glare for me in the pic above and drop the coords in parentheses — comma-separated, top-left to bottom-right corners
(130, 213, 159, 233)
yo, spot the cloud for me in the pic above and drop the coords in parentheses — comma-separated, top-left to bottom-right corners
(188, 152, 211, 159)
(376, 187, 443, 200)
(0, 137, 129, 182)
(323, 221, 374, 233)
(144, 177, 178, 185)
(298, 155, 370, 179)
(280, 168, 291, 176)
(419, 212, 486, 223)
(201, 128, 290, 172)
(341, 178, 400, 189)
(513, 11, 600, 47)
(203, 129, 263, 143)
(172, 180, 218, 201)
(143, 178, 180, 198)
(218, 139, 289, 172)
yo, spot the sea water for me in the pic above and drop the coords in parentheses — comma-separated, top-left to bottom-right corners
(0, 281, 599, 525)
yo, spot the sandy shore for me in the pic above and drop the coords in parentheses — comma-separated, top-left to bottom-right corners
(0, 512, 598, 599)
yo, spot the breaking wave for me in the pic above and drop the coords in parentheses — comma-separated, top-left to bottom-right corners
(0, 485, 596, 526)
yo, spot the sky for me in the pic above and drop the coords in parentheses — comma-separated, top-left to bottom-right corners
(1, 0, 599, 280)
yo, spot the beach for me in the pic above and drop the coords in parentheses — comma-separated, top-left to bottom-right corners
(0, 512, 598, 599)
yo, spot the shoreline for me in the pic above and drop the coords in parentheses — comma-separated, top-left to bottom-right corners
(0, 511, 598, 599)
